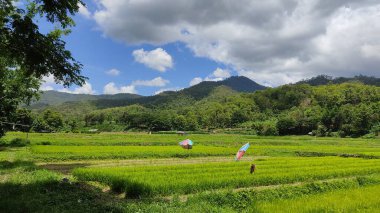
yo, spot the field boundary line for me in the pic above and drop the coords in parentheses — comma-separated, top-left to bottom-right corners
(162, 175, 366, 202)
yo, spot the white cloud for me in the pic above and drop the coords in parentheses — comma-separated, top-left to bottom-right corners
(212, 68, 231, 79)
(59, 82, 96, 94)
(103, 82, 137, 94)
(189, 77, 203, 86)
(105, 68, 120, 76)
(361, 44, 380, 59)
(40, 75, 56, 91)
(40, 85, 54, 91)
(132, 77, 169, 87)
(154, 87, 182, 95)
(204, 68, 230, 81)
(78, 3, 92, 19)
(189, 68, 231, 86)
(132, 48, 173, 72)
(93, 0, 380, 86)
(42, 75, 55, 84)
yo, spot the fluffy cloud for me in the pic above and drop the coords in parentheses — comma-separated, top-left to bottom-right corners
(190, 68, 230, 86)
(40, 75, 56, 91)
(154, 87, 182, 95)
(132, 77, 169, 87)
(40, 85, 54, 91)
(205, 68, 231, 81)
(105, 68, 120, 76)
(103, 77, 169, 95)
(94, 0, 380, 86)
(78, 3, 91, 19)
(103, 82, 137, 94)
(132, 48, 173, 72)
(59, 82, 96, 94)
(189, 77, 203, 86)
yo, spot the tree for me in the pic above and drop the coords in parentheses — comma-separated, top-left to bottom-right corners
(12, 108, 34, 132)
(0, 0, 86, 137)
(42, 110, 64, 131)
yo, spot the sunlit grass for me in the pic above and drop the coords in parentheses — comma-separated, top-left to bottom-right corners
(73, 157, 380, 198)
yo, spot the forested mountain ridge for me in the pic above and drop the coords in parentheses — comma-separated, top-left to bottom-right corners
(296, 75, 380, 86)
(16, 75, 379, 138)
(30, 76, 266, 109)
(31, 90, 142, 107)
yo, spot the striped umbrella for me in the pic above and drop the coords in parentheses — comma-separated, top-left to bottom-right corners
(235, 143, 250, 161)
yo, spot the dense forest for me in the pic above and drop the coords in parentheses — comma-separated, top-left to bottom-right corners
(7, 76, 380, 138)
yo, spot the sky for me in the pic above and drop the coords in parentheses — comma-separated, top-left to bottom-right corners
(40, 0, 380, 96)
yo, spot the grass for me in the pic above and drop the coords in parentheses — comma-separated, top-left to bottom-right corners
(189, 174, 380, 211)
(5, 132, 380, 146)
(250, 184, 380, 212)
(73, 157, 380, 198)
(28, 144, 380, 161)
(31, 145, 236, 160)
(1, 132, 380, 212)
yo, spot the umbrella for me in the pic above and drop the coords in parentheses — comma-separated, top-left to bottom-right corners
(179, 139, 193, 149)
(235, 143, 250, 161)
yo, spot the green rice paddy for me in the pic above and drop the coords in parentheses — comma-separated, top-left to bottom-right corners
(1, 132, 379, 212)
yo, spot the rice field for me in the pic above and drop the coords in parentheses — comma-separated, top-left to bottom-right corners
(1, 132, 380, 212)
(73, 157, 380, 198)
(29, 144, 380, 161)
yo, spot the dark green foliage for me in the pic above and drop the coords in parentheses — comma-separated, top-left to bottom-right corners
(31, 109, 64, 132)
(298, 75, 380, 87)
(0, 61, 39, 137)
(57, 82, 380, 137)
(0, 0, 86, 138)
(9, 138, 30, 147)
(11, 109, 34, 132)
(32, 90, 141, 107)
(0, 160, 124, 213)
(22, 79, 380, 137)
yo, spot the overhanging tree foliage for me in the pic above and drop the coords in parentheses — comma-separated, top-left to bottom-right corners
(0, 0, 87, 137)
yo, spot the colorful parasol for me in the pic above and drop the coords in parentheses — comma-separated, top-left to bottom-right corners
(235, 143, 250, 161)
(179, 139, 193, 149)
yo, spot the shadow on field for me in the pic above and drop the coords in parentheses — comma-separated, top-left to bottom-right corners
(0, 161, 124, 212)
(0, 181, 124, 213)
(0, 160, 36, 170)
(39, 163, 90, 175)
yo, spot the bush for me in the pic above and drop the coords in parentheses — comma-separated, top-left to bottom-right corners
(39, 141, 52, 145)
(9, 138, 30, 147)
(251, 121, 279, 136)
(370, 123, 380, 136)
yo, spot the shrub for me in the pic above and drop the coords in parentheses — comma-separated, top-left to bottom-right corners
(9, 138, 30, 147)
(40, 141, 52, 145)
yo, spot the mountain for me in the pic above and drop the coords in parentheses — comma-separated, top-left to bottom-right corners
(179, 76, 266, 99)
(30, 90, 141, 107)
(296, 75, 380, 86)
(89, 76, 267, 108)
(30, 76, 266, 111)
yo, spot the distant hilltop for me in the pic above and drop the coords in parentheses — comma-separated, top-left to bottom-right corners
(32, 76, 267, 108)
(296, 75, 380, 87)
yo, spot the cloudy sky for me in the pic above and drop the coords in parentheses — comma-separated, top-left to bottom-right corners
(41, 0, 380, 95)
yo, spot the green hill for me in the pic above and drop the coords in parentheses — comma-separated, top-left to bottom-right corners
(30, 90, 141, 108)
(296, 75, 380, 86)
(30, 76, 266, 110)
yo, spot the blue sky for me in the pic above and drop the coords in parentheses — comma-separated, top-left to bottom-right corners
(40, 0, 380, 95)
(41, 0, 232, 96)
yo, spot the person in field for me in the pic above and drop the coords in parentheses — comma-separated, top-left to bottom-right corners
(250, 164, 256, 174)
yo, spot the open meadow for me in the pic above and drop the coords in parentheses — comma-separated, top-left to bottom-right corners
(1, 132, 380, 212)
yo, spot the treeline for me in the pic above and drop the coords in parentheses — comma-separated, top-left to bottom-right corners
(11, 83, 380, 138)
